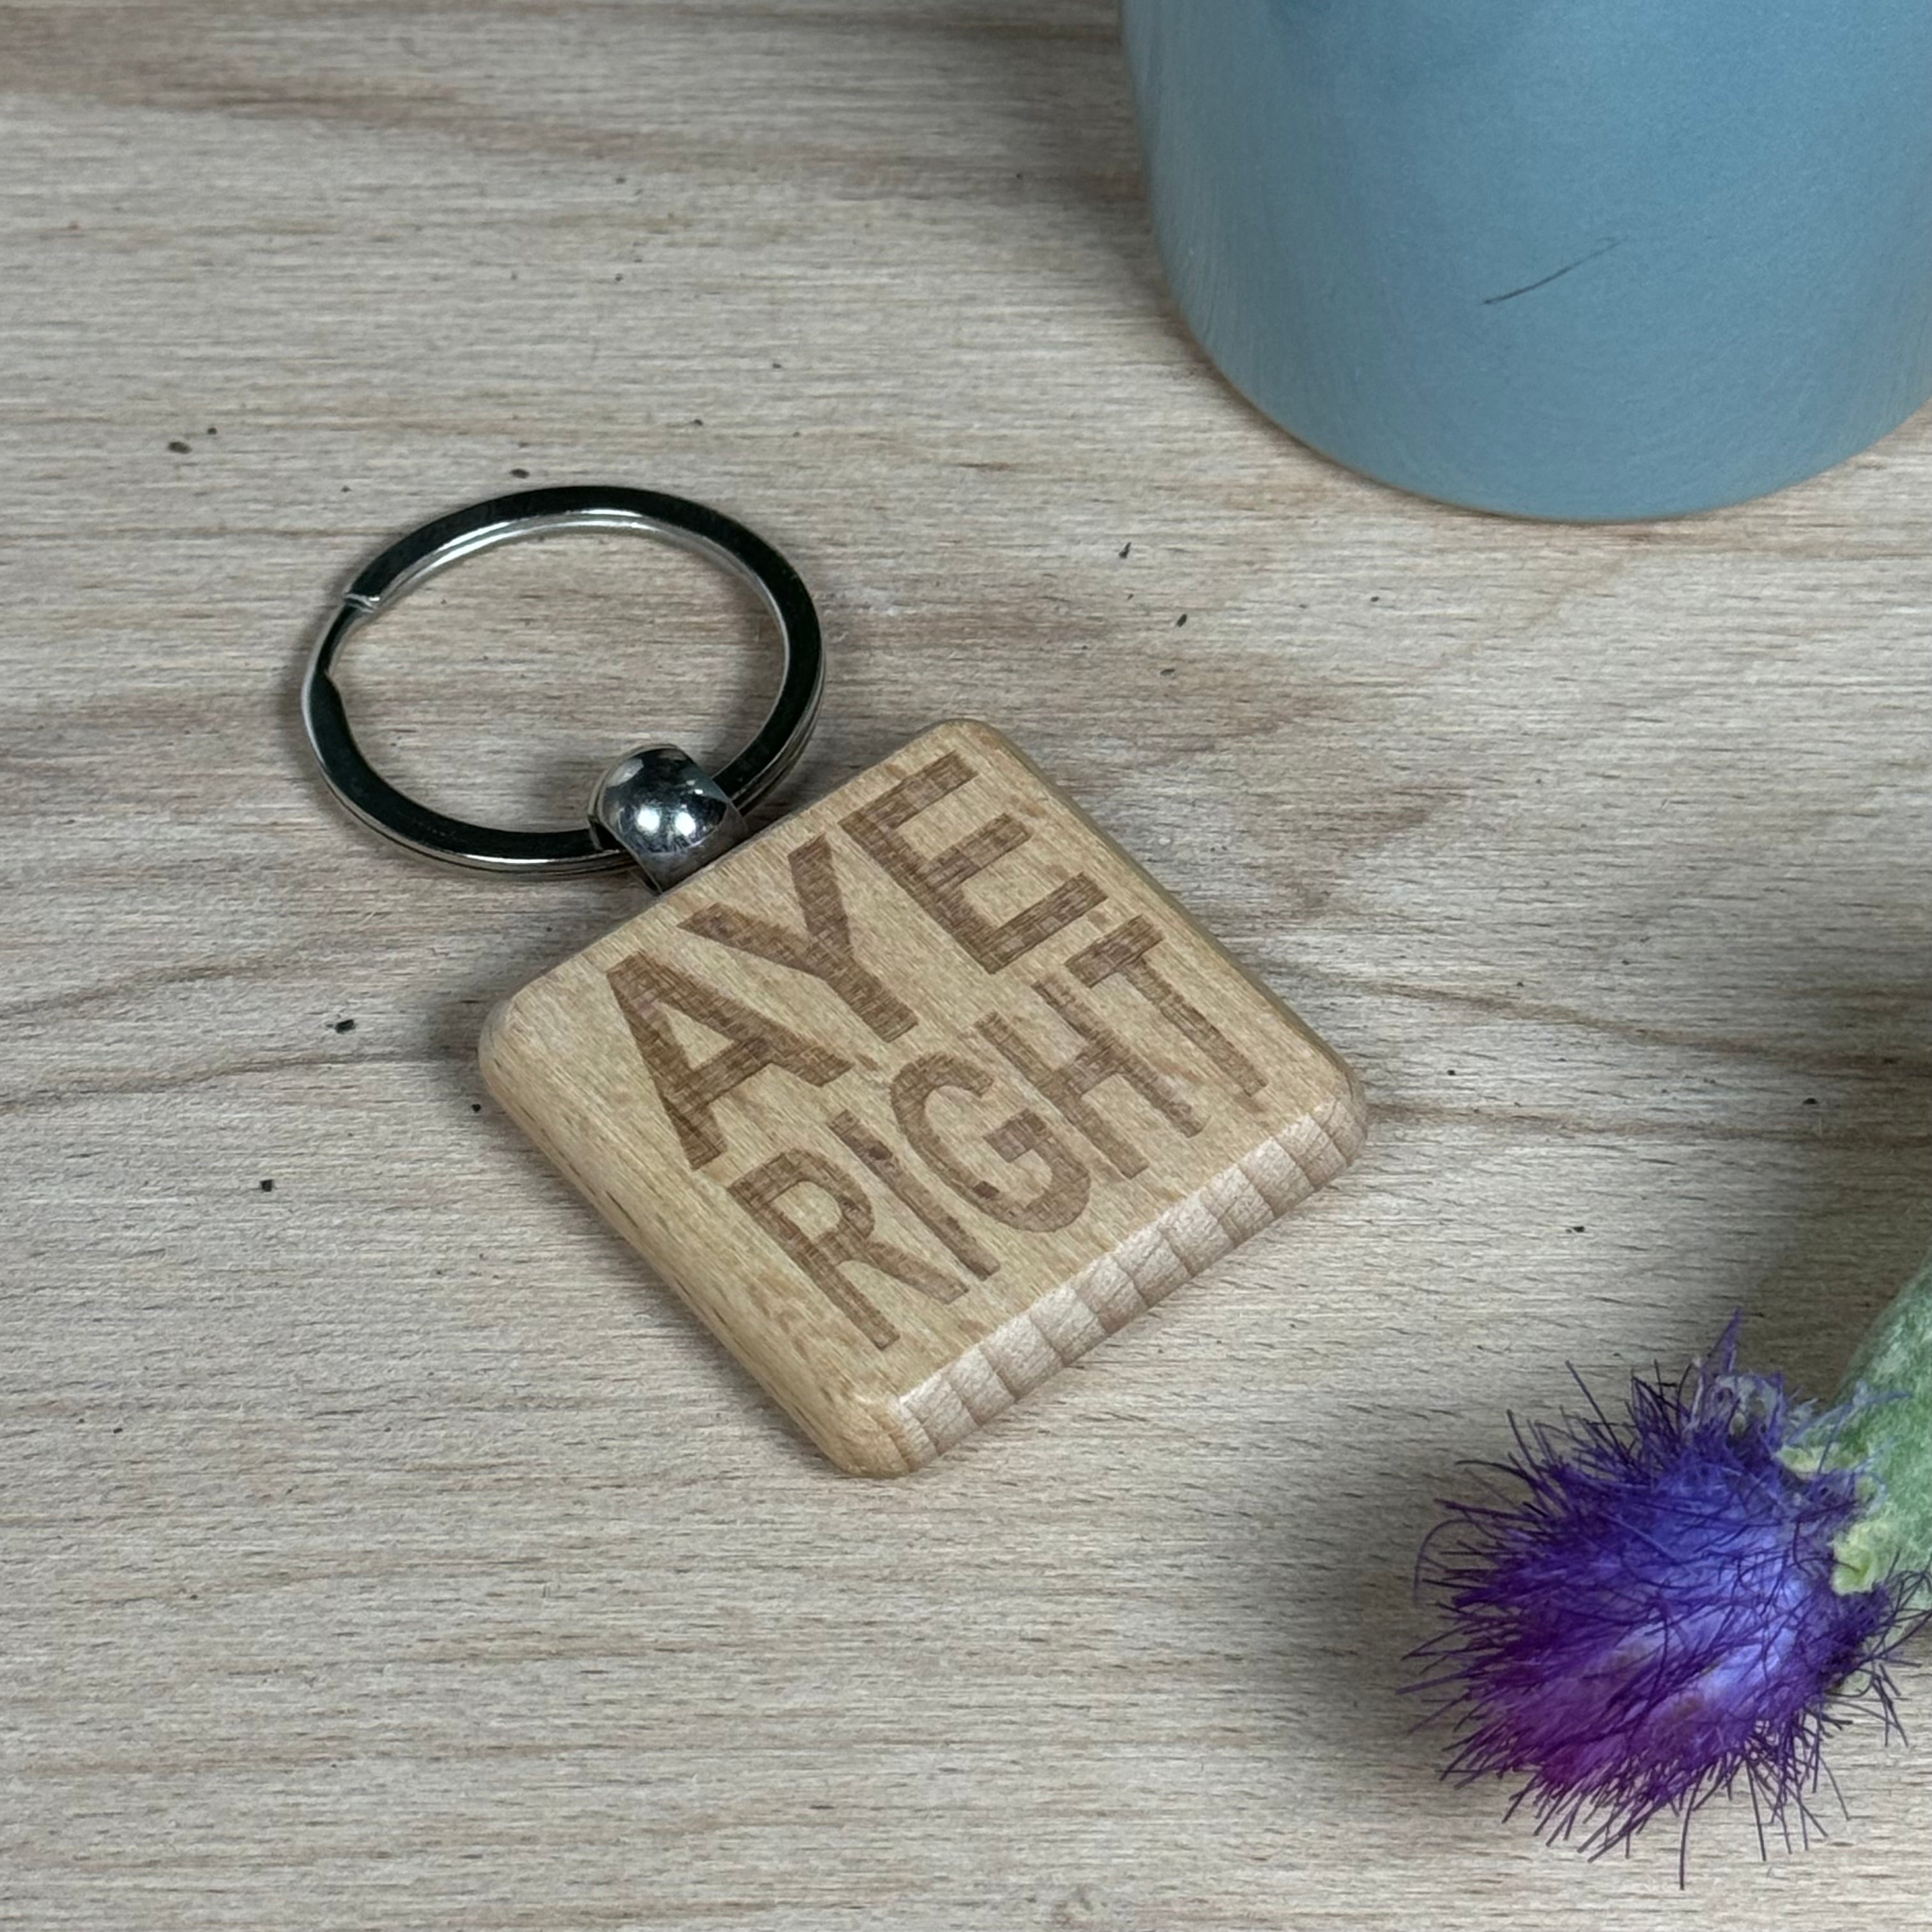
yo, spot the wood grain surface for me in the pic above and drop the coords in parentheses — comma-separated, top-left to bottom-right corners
(6, 3, 1932, 1926)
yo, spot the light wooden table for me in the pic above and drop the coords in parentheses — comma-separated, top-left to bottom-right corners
(8, 5, 1932, 1927)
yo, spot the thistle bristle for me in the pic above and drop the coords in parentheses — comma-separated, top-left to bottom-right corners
(1412, 1322, 1914, 1868)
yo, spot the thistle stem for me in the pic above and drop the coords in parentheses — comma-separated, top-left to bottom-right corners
(1799, 1254, 1932, 1597)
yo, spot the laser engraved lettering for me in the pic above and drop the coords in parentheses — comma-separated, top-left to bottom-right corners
(1069, 916, 1266, 1096)
(978, 975, 1204, 1179)
(607, 951, 848, 1169)
(481, 721, 1370, 1477)
(890, 1052, 1091, 1232)
(829, 1110, 999, 1280)
(842, 750, 1104, 972)
(683, 834, 917, 1041)
(729, 1146, 968, 1351)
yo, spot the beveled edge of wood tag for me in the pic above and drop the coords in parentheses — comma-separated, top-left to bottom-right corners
(481, 720, 1368, 1475)
(878, 1087, 1366, 1469)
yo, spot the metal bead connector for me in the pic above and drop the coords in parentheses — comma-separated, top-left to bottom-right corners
(590, 745, 748, 892)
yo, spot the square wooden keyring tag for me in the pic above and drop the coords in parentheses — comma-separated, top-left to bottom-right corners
(303, 489, 1367, 1475)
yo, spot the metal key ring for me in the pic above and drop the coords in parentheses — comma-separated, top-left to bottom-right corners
(301, 485, 824, 887)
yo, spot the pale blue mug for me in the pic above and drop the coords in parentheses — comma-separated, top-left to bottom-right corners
(1123, 0, 1932, 521)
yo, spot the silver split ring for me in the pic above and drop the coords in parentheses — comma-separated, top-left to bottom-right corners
(300, 485, 824, 889)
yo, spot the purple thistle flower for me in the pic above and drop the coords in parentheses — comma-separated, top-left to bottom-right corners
(1413, 1319, 1915, 1868)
